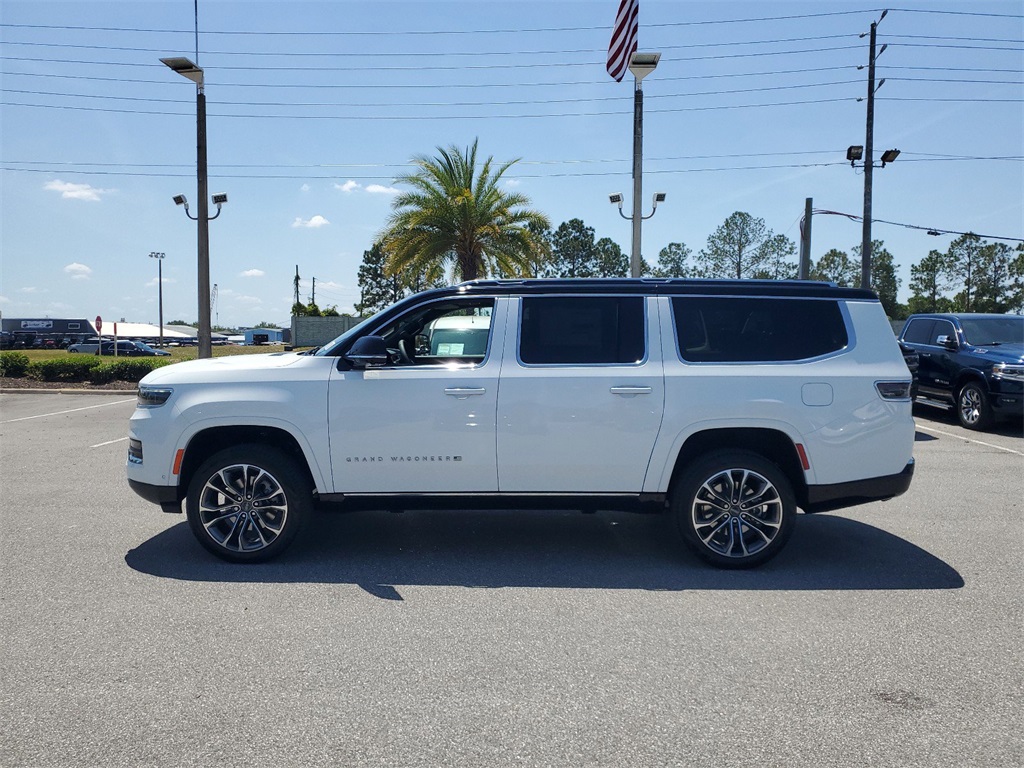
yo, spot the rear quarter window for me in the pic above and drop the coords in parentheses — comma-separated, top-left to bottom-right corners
(672, 297, 849, 362)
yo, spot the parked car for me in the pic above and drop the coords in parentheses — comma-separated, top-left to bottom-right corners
(131, 341, 171, 356)
(898, 313, 1024, 430)
(68, 340, 169, 357)
(67, 338, 103, 353)
(128, 279, 915, 568)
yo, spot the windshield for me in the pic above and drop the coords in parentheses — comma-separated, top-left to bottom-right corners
(960, 315, 1024, 346)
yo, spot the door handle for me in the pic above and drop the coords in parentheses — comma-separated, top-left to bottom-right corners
(445, 387, 486, 398)
(610, 386, 653, 396)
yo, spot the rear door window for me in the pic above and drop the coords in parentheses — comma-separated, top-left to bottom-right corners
(519, 296, 645, 365)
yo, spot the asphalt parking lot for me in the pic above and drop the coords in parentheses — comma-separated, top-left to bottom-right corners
(0, 392, 1021, 768)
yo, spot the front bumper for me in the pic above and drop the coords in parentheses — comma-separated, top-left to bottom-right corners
(804, 458, 915, 514)
(128, 479, 182, 514)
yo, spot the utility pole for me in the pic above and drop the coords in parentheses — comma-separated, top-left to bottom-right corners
(293, 265, 301, 307)
(799, 199, 812, 280)
(860, 10, 887, 289)
(310, 277, 316, 306)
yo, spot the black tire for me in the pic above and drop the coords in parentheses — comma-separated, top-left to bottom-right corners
(957, 381, 993, 431)
(671, 450, 796, 569)
(185, 444, 312, 563)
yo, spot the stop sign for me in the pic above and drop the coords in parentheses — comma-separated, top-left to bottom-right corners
(95, 315, 102, 333)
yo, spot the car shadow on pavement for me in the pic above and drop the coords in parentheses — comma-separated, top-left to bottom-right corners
(125, 508, 964, 596)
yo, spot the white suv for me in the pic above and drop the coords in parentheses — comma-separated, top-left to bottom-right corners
(127, 279, 915, 568)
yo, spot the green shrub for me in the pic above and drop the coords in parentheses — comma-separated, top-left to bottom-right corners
(88, 358, 171, 384)
(28, 357, 104, 382)
(0, 352, 31, 377)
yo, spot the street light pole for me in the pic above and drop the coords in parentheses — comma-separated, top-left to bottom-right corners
(625, 52, 661, 277)
(161, 56, 213, 359)
(149, 252, 165, 348)
(195, 87, 212, 360)
(630, 79, 644, 278)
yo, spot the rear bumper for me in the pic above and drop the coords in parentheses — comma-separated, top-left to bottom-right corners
(804, 459, 915, 514)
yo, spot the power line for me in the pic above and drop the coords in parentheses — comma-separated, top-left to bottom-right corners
(813, 209, 1024, 243)
(0, 96, 859, 119)
(0, 11, 895, 37)
(0, 149, 849, 172)
(0, 33, 863, 57)
(0, 80, 862, 108)
(1, 8, 1018, 37)
(5, 156, 1020, 181)
(0, 64, 863, 89)
(0, 45, 864, 72)
(6, 64, 1018, 91)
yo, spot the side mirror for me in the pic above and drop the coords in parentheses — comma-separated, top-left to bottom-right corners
(936, 334, 959, 350)
(344, 335, 389, 368)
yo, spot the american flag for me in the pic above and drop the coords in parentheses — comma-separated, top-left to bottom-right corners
(607, 0, 639, 82)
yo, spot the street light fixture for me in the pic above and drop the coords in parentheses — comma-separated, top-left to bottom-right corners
(609, 190, 666, 223)
(171, 192, 226, 221)
(161, 55, 220, 360)
(149, 252, 166, 349)
(880, 148, 901, 166)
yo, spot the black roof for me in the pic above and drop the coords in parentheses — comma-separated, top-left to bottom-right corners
(905, 312, 1023, 320)
(423, 278, 878, 301)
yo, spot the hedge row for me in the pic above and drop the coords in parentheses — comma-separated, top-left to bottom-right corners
(0, 352, 171, 384)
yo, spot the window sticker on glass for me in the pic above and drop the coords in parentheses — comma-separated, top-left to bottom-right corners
(437, 343, 464, 355)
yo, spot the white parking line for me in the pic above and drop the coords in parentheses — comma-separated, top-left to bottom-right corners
(916, 424, 1023, 456)
(91, 437, 128, 448)
(1, 398, 135, 424)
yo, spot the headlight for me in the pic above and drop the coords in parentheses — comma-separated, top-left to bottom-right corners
(137, 386, 173, 407)
(992, 363, 1024, 382)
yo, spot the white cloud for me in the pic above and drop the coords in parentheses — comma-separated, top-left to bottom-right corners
(44, 179, 112, 202)
(292, 215, 330, 228)
(145, 277, 175, 288)
(64, 262, 92, 280)
(300, 183, 311, 192)
(241, 269, 265, 278)
(366, 184, 399, 195)
(334, 180, 360, 193)
(505, 179, 522, 188)
(19, 286, 46, 294)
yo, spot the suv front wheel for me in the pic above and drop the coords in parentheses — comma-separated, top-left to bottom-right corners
(957, 381, 993, 431)
(671, 450, 796, 569)
(186, 444, 311, 562)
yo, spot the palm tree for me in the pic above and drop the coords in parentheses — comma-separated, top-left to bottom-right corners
(379, 139, 550, 283)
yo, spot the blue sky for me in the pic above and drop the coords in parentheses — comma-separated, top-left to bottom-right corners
(2, 0, 1021, 328)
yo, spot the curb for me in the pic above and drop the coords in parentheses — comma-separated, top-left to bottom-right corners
(0, 388, 137, 396)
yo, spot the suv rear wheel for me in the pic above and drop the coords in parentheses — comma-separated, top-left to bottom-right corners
(957, 381, 993, 431)
(185, 444, 311, 562)
(671, 450, 796, 569)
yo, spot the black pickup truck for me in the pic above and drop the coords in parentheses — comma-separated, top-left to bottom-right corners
(898, 313, 1024, 430)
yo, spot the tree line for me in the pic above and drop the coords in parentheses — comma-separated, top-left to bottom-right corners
(350, 139, 1023, 319)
